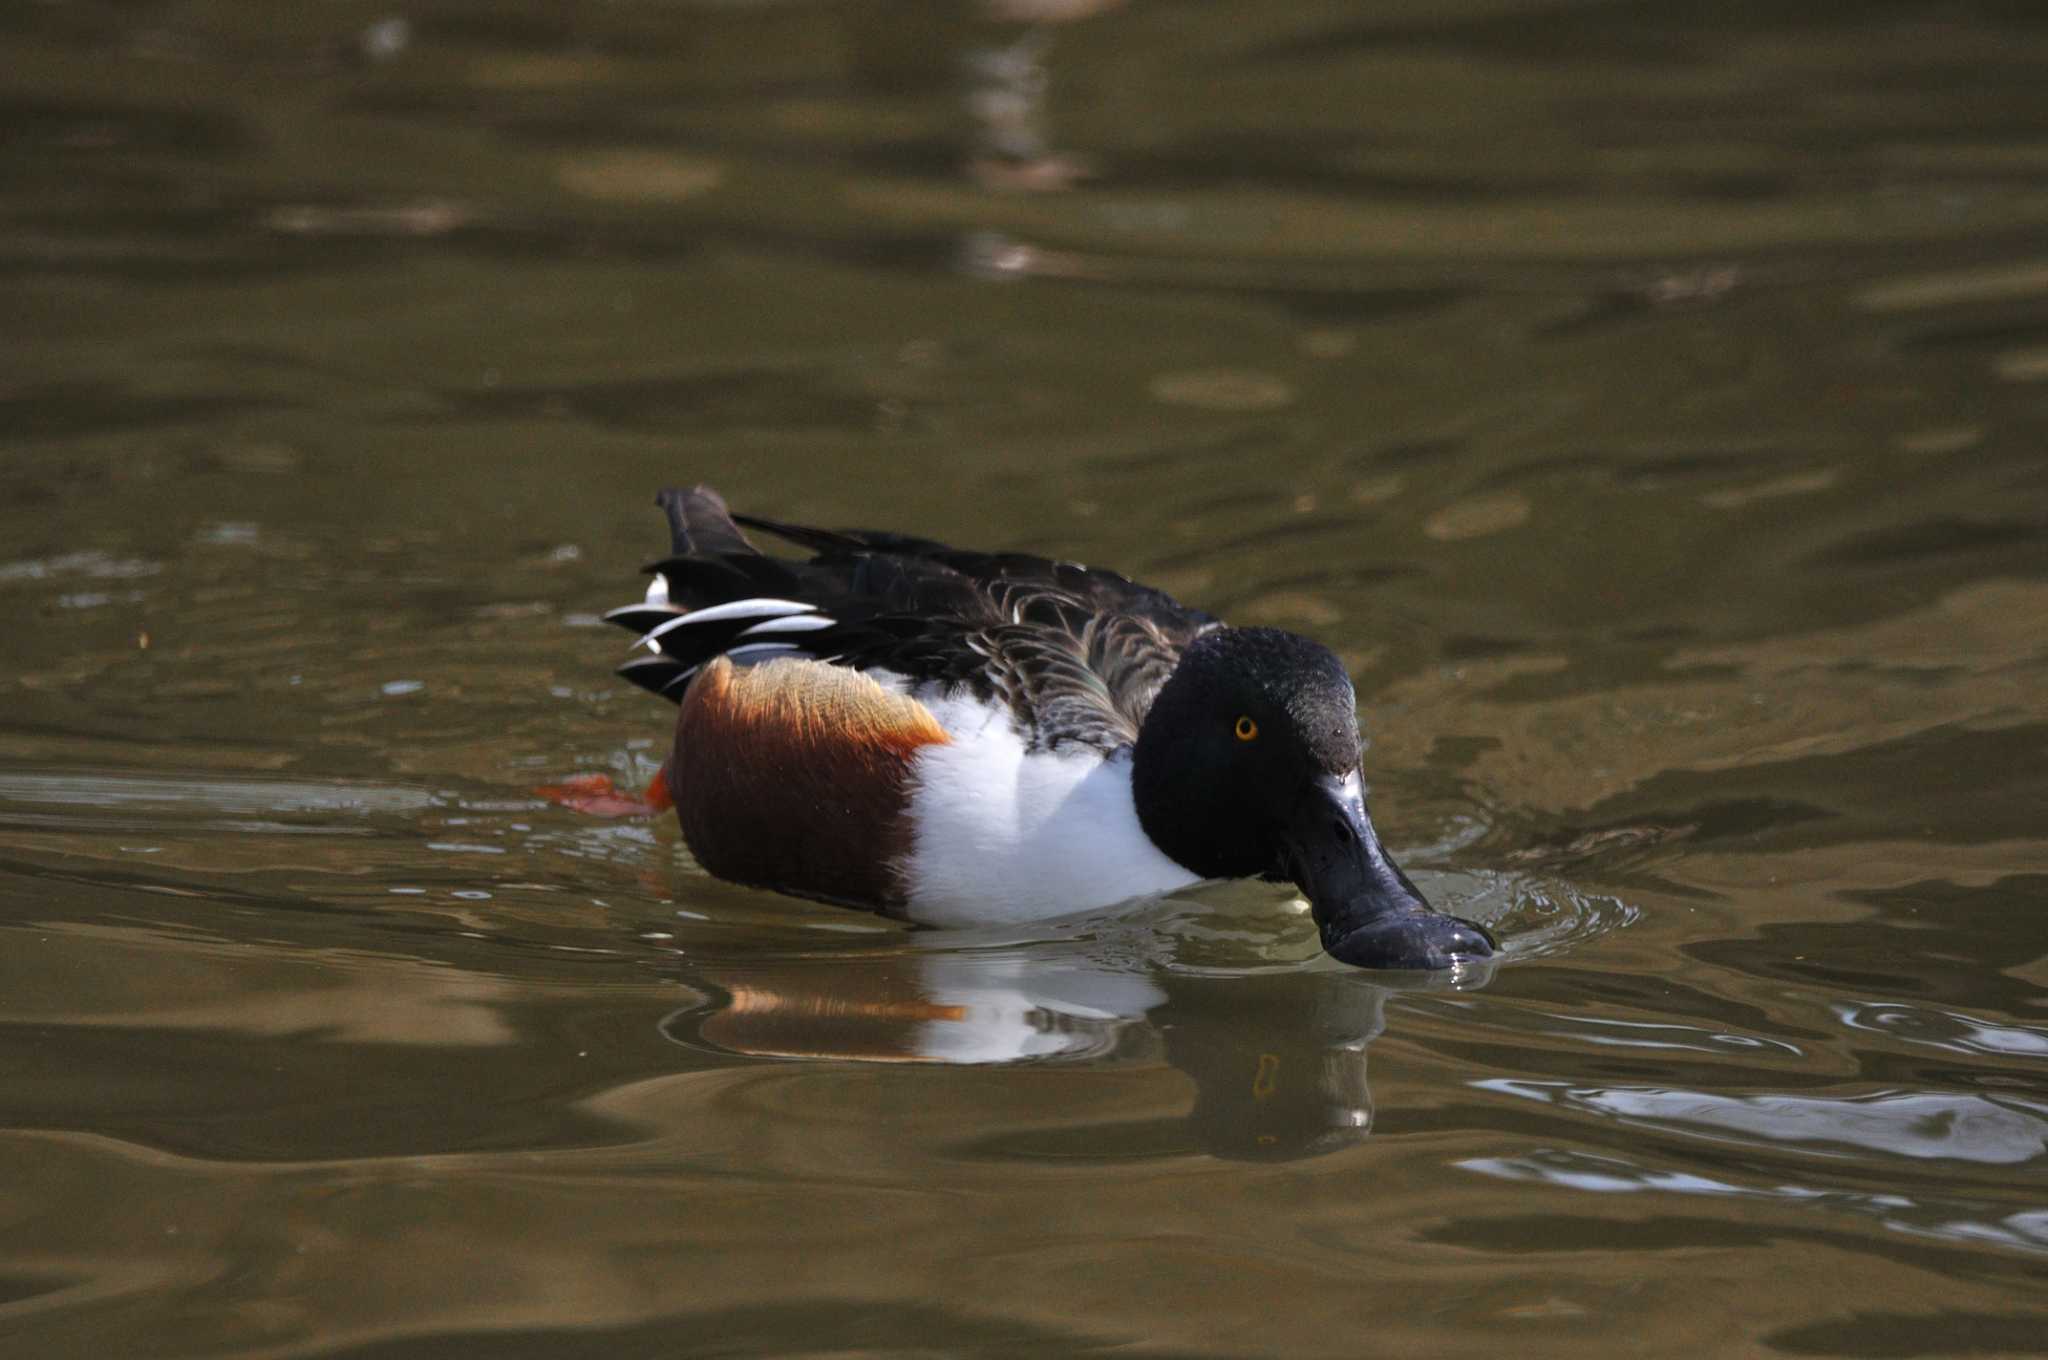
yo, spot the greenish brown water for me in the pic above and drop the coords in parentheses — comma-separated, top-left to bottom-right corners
(5, 2, 2048, 1355)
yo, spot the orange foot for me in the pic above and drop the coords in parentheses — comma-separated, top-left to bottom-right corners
(535, 768, 673, 818)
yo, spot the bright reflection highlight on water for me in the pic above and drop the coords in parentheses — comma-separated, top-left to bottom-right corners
(1836, 1001, 2048, 1060)
(1458, 1148, 2048, 1258)
(1477, 1081, 2048, 1166)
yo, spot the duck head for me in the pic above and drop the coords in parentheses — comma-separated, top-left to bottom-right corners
(1132, 627, 1495, 969)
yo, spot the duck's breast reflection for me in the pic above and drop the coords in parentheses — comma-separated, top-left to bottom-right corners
(686, 948, 1166, 1065)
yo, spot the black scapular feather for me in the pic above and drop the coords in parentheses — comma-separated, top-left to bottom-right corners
(608, 484, 1221, 751)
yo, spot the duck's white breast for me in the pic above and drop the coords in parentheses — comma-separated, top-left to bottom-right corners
(898, 690, 1199, 926)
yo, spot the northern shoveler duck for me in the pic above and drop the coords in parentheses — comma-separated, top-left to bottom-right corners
(591, 485, 1495, 970)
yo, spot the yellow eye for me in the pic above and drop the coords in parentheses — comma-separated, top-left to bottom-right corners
(1234, 715, 1259, 742)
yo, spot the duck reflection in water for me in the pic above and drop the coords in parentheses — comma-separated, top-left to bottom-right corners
(659, 908, 1496, 1162)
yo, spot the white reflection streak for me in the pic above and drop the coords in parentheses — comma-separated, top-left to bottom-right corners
(1474, 1080, 2048, 1165)
(1456, 1149, 2046, 1256)
(1537, 1012, 1804, 1057)
(1898, 1209, 2048, 1254)
(0, 771, 438, 815)
(1834, 1000, 2048, 1058)
(1458, 1149, 1800, 1199)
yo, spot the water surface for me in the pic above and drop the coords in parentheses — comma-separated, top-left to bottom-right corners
(4, 2, 2047, 1355)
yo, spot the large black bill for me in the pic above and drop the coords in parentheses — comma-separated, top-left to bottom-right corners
(1283, 772, 1496, 969)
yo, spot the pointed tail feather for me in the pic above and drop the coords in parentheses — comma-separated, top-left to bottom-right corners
(657, 484, 756, 559)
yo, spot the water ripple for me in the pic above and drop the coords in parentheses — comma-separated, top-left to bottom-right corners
(1835, 1001, 2048, 1060)
(1458, 1147, 2048, 1257)
(1419, 867, 1640, 961)
(1477, 1080, 2048, 1167)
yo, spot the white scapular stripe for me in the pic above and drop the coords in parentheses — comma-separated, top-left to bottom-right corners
(737, 613, 837, 637)
(645, 574, 670, 606)
(606, 605, 683, 625)
(639, 597, 817, 646)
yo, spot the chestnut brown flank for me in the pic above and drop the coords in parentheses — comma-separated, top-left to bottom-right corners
(668, 656, 951, 909)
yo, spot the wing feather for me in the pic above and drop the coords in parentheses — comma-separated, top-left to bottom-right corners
(607, 487, 1219, 750)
